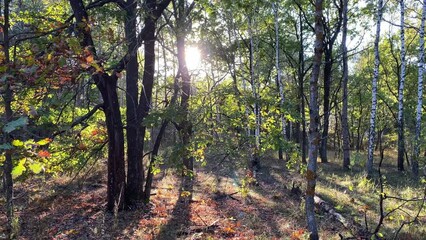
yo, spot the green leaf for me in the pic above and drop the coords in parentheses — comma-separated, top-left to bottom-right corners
(12, 159, 26, 178)
(29, 162, 43, 174)
(3, 117, 28, 133)
(0, 143, 13, 150)
(12, 139, 24, 147)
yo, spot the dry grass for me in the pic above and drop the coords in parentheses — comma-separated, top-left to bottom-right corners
(1, 150, 425, 239)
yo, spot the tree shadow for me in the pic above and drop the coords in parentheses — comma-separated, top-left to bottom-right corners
(156, 177, 193, 240)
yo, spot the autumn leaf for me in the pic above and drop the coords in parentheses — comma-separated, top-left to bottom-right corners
(86, 55, 94, 63)
(12, 139, 24, 147)
(38, 150, 51, 158)
(37, 138, 52, 146)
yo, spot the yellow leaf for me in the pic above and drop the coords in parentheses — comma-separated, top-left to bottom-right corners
(12, 139, 24, 147)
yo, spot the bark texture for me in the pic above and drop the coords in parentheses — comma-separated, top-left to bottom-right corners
(413, 0, 426, 177)
(397, 0, 406, 171)
(367, 0, 383, 177)
(306, 0, 324, 238)
(341, 0, 350, 169)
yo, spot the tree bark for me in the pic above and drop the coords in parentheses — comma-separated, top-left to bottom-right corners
(367, 0, 383, 177)
(2, 0, 14, 236)
(413, 0, 426, 177)
(249, 15, 261, 172)
(397, 0, 406, 171)
(341, 0, 350, 169)
(124, 0, 144, 204)
(306, 0, 324, 238)
(319, 0, 343, 164)
(273, 3, 287, 162)
(69, 0, 126, 211)
(298, 11, 307, 164)
(175, 0, 194, 178)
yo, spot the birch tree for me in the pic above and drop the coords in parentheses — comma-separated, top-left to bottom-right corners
(306, 0, 324, 238)
(397, 0, 406, 171)
(413, 0, 426, 177)
(367, 0, 384, 177)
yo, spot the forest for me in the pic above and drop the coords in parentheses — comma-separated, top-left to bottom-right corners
(1, 0, 426, 239)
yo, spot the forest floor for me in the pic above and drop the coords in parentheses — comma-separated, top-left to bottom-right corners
(1, 150, 426, 239)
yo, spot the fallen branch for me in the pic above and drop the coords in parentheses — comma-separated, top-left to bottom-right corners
(314, 195, 366, 238)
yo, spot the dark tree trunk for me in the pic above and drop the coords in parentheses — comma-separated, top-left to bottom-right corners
(2, 1, 14, 236)
(341, 0, 350, 169)
(124, 0, 144, 204)
(94, 73, 126, 211)
(69, 0, 126, 211)
(298, 11, 307, 164)
(320, 47, 332, 163)
(175, 0, 194, 178)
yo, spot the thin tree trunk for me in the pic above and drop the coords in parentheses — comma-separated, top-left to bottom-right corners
(273, 3, 287, 161)
(249, 15, 261, 172)
(298, 11, 307, 164)
(320, 47, 332, 163)
(341, 0, 350, 169)
(413, 0, 426, 177)
(306, 0, 324, 238)
(397, 0, 406, 171)
(319, 3, 343, 164)
(2, 0, 14, 236)
(367, 0, 383, 177)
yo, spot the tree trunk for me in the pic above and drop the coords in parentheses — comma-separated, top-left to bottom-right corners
(397, 0, 406, 171)
(341, 0, 350, 169)
(273, 3, 287, 161)
(176, 0, 194, 179)
(413, 0, 426, 177)
(94, 73, 126, 211)
(2, 0, 14, 236)
(306, 0, 324, 238)
(249, 15, 261, 172)
(125, 0, 144, 204)
(319, 47, 332, 163)
(69, 0, 126, 211)
(298, 11, 307, 164)
(367, 0, 383, 177)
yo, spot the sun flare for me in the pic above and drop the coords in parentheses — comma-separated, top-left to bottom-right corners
(185, 46, 202, 71)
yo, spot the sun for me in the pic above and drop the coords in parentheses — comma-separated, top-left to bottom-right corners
(185, 46, 202, 71)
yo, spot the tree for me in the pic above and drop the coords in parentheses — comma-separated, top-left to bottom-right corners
(413, 0, 426, 177)
(174, 0, 195, 180)
(273, 2, 287, 161)
(1, 0, 14, 236)
(306, 0, 325, 238)
(319, 0, 343, 163)
(397, 0, 406, 171)
(367, 0, 384, 177)
(341, 0, 350, 169)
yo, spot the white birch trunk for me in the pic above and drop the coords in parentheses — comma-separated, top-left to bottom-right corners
(366, 0, 383, 177)
(397, 0, 406, 171)
(413, 0, 426, 177)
